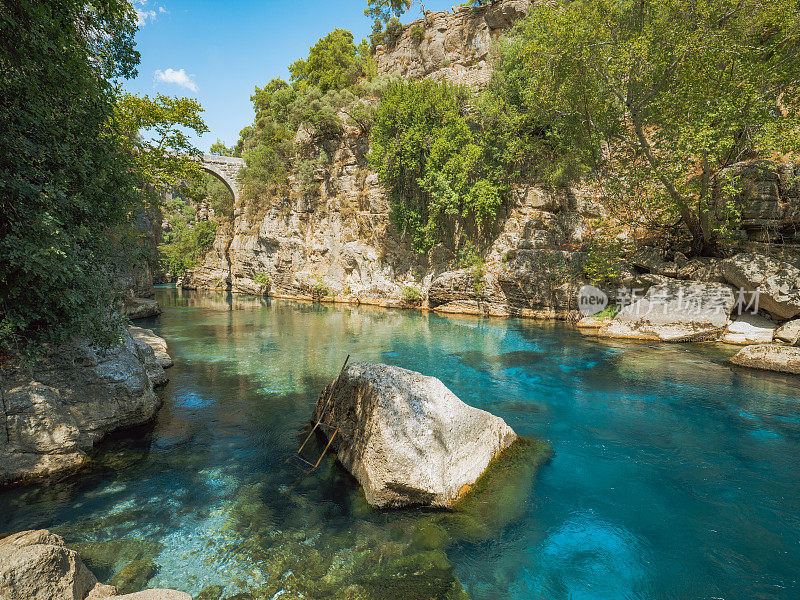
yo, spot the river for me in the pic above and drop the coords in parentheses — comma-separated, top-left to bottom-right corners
(2, 287, 799, 600)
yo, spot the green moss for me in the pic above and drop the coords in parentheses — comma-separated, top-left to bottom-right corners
(70, 538, 162, 592)
(196, 585, 225, 600)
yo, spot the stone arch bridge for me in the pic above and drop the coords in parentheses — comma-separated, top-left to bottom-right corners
(196, 154, 245, 203)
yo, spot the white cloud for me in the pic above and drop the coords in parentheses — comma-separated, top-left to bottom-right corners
(135, 8, 156, 26)
(134, 1, 166, 26)
(154, 68, 198, 92)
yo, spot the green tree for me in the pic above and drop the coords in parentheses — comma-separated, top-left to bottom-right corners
(365, 0, 411, 24)
(113, 92, 208, 203)
(369, 79, 504, 252)
(493, 0, 800, 255)
(158, 220, 218, 278)
(289, 29, 373, 93)
(210, 139, 236, 156)
(0, 0, 141, 357)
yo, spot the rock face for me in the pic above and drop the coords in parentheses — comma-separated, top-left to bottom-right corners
(775, 319, 800, 345)
(729, 344, 800, 375)
(122, 296, 162, 320)
(0, 530, 190, 600)
(721, 252, 800, 320)
(0, 530, 102, 600)
(374, 0, 531, 88)
(597, 280, 735, 342)
(312, 362, 517, 508)
(0, 329, 170, 485)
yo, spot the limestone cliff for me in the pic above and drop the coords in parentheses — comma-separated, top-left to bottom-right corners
(183, 0, 799, 322)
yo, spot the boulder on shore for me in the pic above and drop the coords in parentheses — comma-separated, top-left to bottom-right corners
(0, 329, 171, 486)
(721, 252, 800, 320)
(729, 344, 800, 375)
(597, 280, 735, 342)
(722, 312, 776, 345)
(0, 530, 189, 600)
(311, 362, 517, 508)
(122, 296, 162, 320)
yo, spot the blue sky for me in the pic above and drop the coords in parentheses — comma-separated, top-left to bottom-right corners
(127, 0, 457, 151)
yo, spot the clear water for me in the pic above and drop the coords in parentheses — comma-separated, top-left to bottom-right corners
(2, 287, 799, 600)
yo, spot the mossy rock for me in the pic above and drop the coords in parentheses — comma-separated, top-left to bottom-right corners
(70, 538, 162, 591)
(109, 557, 159, 593)
(196, 585, 225, 600)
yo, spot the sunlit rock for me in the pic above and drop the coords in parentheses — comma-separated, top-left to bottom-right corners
(312, 362, 517, 508)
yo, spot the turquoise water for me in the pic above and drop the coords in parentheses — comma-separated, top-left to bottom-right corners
(2, 287, 800, 599)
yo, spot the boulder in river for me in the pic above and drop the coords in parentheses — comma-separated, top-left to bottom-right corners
(729, 344, 800, 375)
(311, 361, 517, 508)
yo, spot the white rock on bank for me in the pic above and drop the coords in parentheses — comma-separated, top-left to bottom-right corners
(312, 362, 517, 508)
(0, 530, 191, 600)
(597, 280, 735, 342)
(774, 319, 800, 345)
(722, 312, 776, 345)
(0, 329, 166, 485)
(721, 252, 800, 321)
(729, 344, 800, 375)
(0, 530, 102, 600)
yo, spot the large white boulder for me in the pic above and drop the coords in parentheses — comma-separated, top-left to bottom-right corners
(722, 312, 776, 345)
(729, 344, 800, 375)
(312, 362, 517, 508)
(721, 252, 800, 320)
(597, 280, 735, 342)
(0, 329, 169, 485)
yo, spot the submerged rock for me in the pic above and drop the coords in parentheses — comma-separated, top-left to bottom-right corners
(597, 280, 735, 342)
(729, 344, 800, 375)
(0, 329, 169, 486)
(311, 361, 517, 508)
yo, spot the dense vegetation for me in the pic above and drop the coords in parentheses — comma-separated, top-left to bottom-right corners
(491, 0, 800, 255)
(369, 80, 504, 252)
(0, 0, 207, 358)
(0, 0, 141, 356)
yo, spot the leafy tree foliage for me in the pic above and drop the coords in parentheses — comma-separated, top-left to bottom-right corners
(289, 29, 373, 93)
(0, 0, 140, 356)
(158, 220, 218, 278)
(364, 0, 411, 24)
(369, 79, 504, 252)
(210, 139, 236, 157)
(492, 0, 800, 255)
(114, 92, 208, 203)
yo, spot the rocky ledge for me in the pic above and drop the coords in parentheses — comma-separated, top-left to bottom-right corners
(729, 344, 800, 375)
(0, 530, 189, 600)
(311, 361, 518, 508)
(0, 328, 173, 486)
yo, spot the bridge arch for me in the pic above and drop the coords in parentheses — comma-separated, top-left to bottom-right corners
(197, 154, 244, 205)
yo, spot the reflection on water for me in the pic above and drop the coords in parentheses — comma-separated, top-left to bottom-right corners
(2, 287, 800, 599)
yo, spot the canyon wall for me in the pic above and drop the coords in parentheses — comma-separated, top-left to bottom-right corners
(183, 0, 799, 320)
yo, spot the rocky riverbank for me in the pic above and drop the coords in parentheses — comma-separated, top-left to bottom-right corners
(0, 529, 189, 600)
(0, 327, 173, 487)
